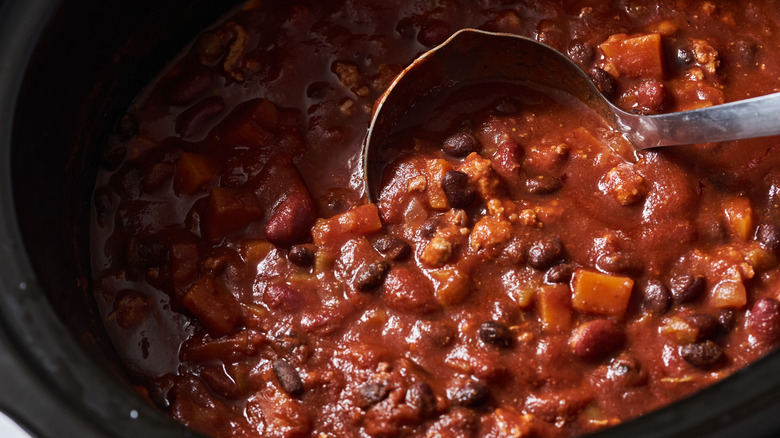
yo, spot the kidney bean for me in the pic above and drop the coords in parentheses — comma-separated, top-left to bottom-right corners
(273, 358, 304, 396)
(417, 19, 450, 47)
(525, 175, 562, 195)
(493, 140, 523, 179)
(629, 79, 666, 115)
(175, 96, 225, 138)
(354, 261, 390, 292)
(373, 235, 411, 261)
(596, 251, 640, 275)
(669, 273, 705, 304)
(642, 279, 671, 314)
(544, 263, 575, 283)
(265, 191, 318, 247)
(527, 235, 564, 270)
(442, 132, 479, 158)
(164, 67, 214, 106)
(442, 171, 476, 209)
(755, 223, 780, 253)
(452, 381, 490, 408)
(589, 67, 617, 98)
(679, 340, 723, 368)
(357, 380, 390, 408)
(684, 313, 719, 341)
(201, 366, 243, 399)
(478, 321, 513, 348)
(748, 298, 780, 344)
(570, 319, 626, 362)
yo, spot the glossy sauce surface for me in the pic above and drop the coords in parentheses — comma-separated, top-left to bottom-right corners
(92, 1, 780, 437)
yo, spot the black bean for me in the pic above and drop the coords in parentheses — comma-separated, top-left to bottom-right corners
(373, 235, 411, 261)
(406, 381, 436, 417)
(527, 235, 564, 270)
(420, 218, 439, 238)
(272, 358, 304, 396)
(589, 67, 617, 98)
(525, 175, 563, 195)
(642, 280, 671, 314)
(676, 47, 694, 66)
(357, 381, 390, 408)
(544, 263, 575, 283)
(679, 340, 723, 368)
(684, 313, 719, 341)
(288, 245, 315, 267)
(669, 274, 706, 304)
(606, 355, 647, 387)
(755, 223, 780, 253)
(478, 321, 513, 348)
(504, 239, 525, 265)
(452, 381, 490, 408)
(354, 261, 390, 292)
(442, 171, 476, 209)
(718, 309, 736, 334)
(442, 132, 479, 158)
(748, 298, 780, 344)
(567, 38, 593, 65)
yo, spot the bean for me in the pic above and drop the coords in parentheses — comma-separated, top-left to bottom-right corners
(288, 244, 315, 267)
(527, 235, 564, 270)
(544, 263, 575, 283)
(589, 67, 617, 98)
(755, 223, 780, 253)
(504, 239, 525, 265)
(478, 321, 513, 348)
(357, 380, 390, 408)
(265, 191, 317, 247)
(669, 273, 706, 304)
(175, 96, 224, 138)
(748, 298, 780, 344)
(642, 280, 671, 314)
(605, 355, 647, 387)
(679, 340, 723, 368)
(442, 171, 476, 209)
(420, 218, 439, 239)
(354, 261, 390, 292)
(570, 319, 625, 361)
(452, 381, 490, 408)
(596, 251, 640, 275)
(567, 38, 593, 65)
(493, 140, 523, 179)
(373, 235, 411, 261)
(442, 132, 479, 158)
(406, 381, 436, 417)
(718, 309, 736, 333)
(676, 46, 694, 66)
(630, 79, 666, 115)
(273, 358, 304, 396)
(684, 313, 719, 341)
(525, 175, 562, 195)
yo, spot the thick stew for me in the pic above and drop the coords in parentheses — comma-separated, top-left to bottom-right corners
(91, 1, 780, 437)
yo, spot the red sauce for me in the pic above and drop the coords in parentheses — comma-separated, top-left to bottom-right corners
(91, 1, 780, 437)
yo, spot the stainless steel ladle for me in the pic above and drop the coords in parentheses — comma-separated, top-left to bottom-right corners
(362, 28, 780, 202)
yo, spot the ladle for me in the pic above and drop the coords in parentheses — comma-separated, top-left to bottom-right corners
(362, 28, 780, 202)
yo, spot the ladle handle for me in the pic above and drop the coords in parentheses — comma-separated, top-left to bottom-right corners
(618, 92, 780, 149)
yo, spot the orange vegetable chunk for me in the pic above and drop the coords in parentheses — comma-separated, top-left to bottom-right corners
(182, 274, 242, 335)
(425, 158, 454, 210)
(203, 187, 263, 243)
(312, 203, 383, 245)
(539, 284, 573, 332)
(600, 33, 664, 78)
(572, 269, 634, 317)
(723, 197, 753, 240)
(710, 270, 747, 309)
(175, 152, 215, 195)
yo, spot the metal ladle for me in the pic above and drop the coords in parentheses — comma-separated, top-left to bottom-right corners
(362, 28, 780, 202)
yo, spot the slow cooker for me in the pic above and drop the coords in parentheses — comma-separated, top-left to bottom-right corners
(2, 1, 780, 437)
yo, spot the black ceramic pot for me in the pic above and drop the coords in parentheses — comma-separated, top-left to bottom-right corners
(1, 1, 780, 437)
